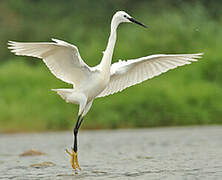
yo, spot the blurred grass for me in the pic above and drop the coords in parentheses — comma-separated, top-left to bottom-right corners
(0, 1, 222, 132)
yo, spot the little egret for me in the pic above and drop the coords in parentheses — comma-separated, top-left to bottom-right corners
(8, 11, 202, 172)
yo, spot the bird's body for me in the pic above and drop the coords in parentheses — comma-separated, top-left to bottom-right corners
(8, 11, 202, 172)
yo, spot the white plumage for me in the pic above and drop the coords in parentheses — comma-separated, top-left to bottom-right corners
(8, 38, 90, 85)
(98, 53, 202, 97)
(8, 10, 203, 172)
(8, 10, 202, 119)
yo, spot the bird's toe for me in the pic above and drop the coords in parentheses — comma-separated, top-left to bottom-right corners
(66, 148, 81, 173)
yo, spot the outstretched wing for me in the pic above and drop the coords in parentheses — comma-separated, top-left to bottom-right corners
(97, 53, 202, 97)
(8, 38, 91, 85)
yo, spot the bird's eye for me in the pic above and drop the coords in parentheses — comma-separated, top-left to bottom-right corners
(124, 15, 127, 18)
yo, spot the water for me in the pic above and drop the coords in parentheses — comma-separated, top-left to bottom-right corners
(0, 126, 222, 179)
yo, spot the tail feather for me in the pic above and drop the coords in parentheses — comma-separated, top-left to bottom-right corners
(52, 89, 74, 103)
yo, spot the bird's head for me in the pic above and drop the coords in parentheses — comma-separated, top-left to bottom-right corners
(112, 11, 147, 28)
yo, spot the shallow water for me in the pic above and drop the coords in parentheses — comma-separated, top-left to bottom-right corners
(0, 126, 222, 179)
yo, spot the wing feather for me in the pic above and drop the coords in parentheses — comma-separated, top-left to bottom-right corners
(8, 39, 90, 85)
(97, 53, 202, 98)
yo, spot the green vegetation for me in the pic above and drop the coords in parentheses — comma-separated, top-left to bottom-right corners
(0, 1, 222, 132)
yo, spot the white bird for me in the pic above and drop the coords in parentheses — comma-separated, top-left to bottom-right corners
(8, 11, 202, 172)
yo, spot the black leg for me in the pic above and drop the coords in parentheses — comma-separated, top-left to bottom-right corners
(73, 115, 84, 153)
(65, 115, 84, 171)
(77, 117, 84, 129)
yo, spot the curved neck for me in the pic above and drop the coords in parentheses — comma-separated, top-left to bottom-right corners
(100, 18, 119, 73)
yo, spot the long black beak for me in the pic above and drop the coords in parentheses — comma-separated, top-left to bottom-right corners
(128, 17, 147, 28)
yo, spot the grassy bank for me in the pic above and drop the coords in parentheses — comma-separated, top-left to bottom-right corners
(0, 3, 222, 132)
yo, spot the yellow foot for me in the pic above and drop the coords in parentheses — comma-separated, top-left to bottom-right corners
(66, 148, 81, 173)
